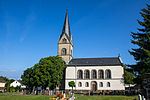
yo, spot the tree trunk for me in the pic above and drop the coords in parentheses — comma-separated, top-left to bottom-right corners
(72, 87, 73, 94)
(129, 84, 131, 95)
(49, 87, 50, 96)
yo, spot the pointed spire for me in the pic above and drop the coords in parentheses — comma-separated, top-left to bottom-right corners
(62, 10, 71, 38)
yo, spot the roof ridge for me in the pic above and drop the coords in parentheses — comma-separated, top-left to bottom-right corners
(72, 57, 118, 60)
(68, 57, 122, 66)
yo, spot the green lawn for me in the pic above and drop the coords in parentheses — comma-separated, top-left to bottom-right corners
(75, 96, 138, 100)
(0, 95, 138, 100)
(0, 95, 49, 100)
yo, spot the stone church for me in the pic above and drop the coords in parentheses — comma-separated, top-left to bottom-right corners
(58, 11, 125, 92)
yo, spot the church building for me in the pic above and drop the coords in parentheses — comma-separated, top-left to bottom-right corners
(58, 11, 125, 92)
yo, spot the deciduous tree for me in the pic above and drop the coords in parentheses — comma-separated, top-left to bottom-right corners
(21, 68, 35, 93)
(68, 81, 75, 94)
(124, 65, 134, 84)
(21, 56, 66, 94)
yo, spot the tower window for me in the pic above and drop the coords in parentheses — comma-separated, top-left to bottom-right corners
(71, 50, 72, 56)
(61, 48, 67, 55)
(62, 38, 67, 43)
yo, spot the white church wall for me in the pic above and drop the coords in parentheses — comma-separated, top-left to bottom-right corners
(66, 65, 124, 79)
(66, 67, 76, 79)
(111, 66, 124, 78)
(65, 79, 124, 90)
(65, 65, 125, 90)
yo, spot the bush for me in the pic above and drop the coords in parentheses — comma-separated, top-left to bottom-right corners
(118, 90, 124, 95)
(38, 93, 42, 95)
(30, 93, 34, 95)
(83, 92, 88, 95)
(44, 93, 49, 95)
(15, 86, 21, 92)
(96, 91, 100, 94)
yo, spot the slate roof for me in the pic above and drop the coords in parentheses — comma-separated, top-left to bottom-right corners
(0, 78, 5, 83)
(67, 57, 122, 66)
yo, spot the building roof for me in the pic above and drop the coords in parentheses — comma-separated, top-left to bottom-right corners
(0, 77, 5, 83)
(59, 10, 72, 42)
(17, 80, 23, 84)
(68, 57, 122, 66)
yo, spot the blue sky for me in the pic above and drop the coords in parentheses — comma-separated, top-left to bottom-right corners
(0, 0, 149, 79)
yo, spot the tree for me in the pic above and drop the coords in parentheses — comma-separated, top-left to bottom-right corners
(0, 76, 9, 82)
(15, 86, 21, 92)
(68, 81, 75, 94)
(123, 65, 135, 95)
(34, 56, 66, 90)
(124, 65, 134, 84)
(129, 4, 150, 75)
(6, 79, 15, 92)
(21, 68, 35, 93)
(21, 56, 66, 94)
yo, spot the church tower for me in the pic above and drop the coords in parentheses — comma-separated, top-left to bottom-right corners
(58, 11, 73, 63)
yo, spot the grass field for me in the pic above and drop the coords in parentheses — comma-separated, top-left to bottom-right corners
(0, 95, 138, 100)
(76, 96, 138, 100)
(0, 95, 49, 100)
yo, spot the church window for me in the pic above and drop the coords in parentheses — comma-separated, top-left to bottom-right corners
(61, 48, 67, 55)
(84, 70, 90, 79)
(105, 69, 111, 79)
(92, 70, 97, 79)
(77, 70, 83, 79)
(98, 70, 104, 79)
(71, 50, 72, 56)
(85, 82, 89, 87)
(62, 38, 67, 43)
(78, 82, 82, 87)
(99, 82, 103, 87)
(107, 82, 110, 87)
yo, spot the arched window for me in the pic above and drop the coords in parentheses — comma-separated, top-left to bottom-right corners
(107, 82, 110, 87)
(77, 70, 83, 79)
(105, 69, 111, 79)
(71, 50, 72, 56)
(61, 48, 67, 55)
(99, 82, 103, 87)
(62, 38, 67, 43)
(85, 82, 89, 87)
(98, 70, 104, 79)
(78, 82, 82, 87)
(84, 70, 90, 79)
(92, 70, 97, 79)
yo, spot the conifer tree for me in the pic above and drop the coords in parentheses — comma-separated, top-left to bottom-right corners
(129, 4, 150, 75)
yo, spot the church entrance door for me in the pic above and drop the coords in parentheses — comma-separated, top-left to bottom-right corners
(91, 81, 97, 91)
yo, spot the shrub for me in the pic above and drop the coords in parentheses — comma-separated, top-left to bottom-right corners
(38, 93, 42, 95)
(83, 92, 88, 95)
